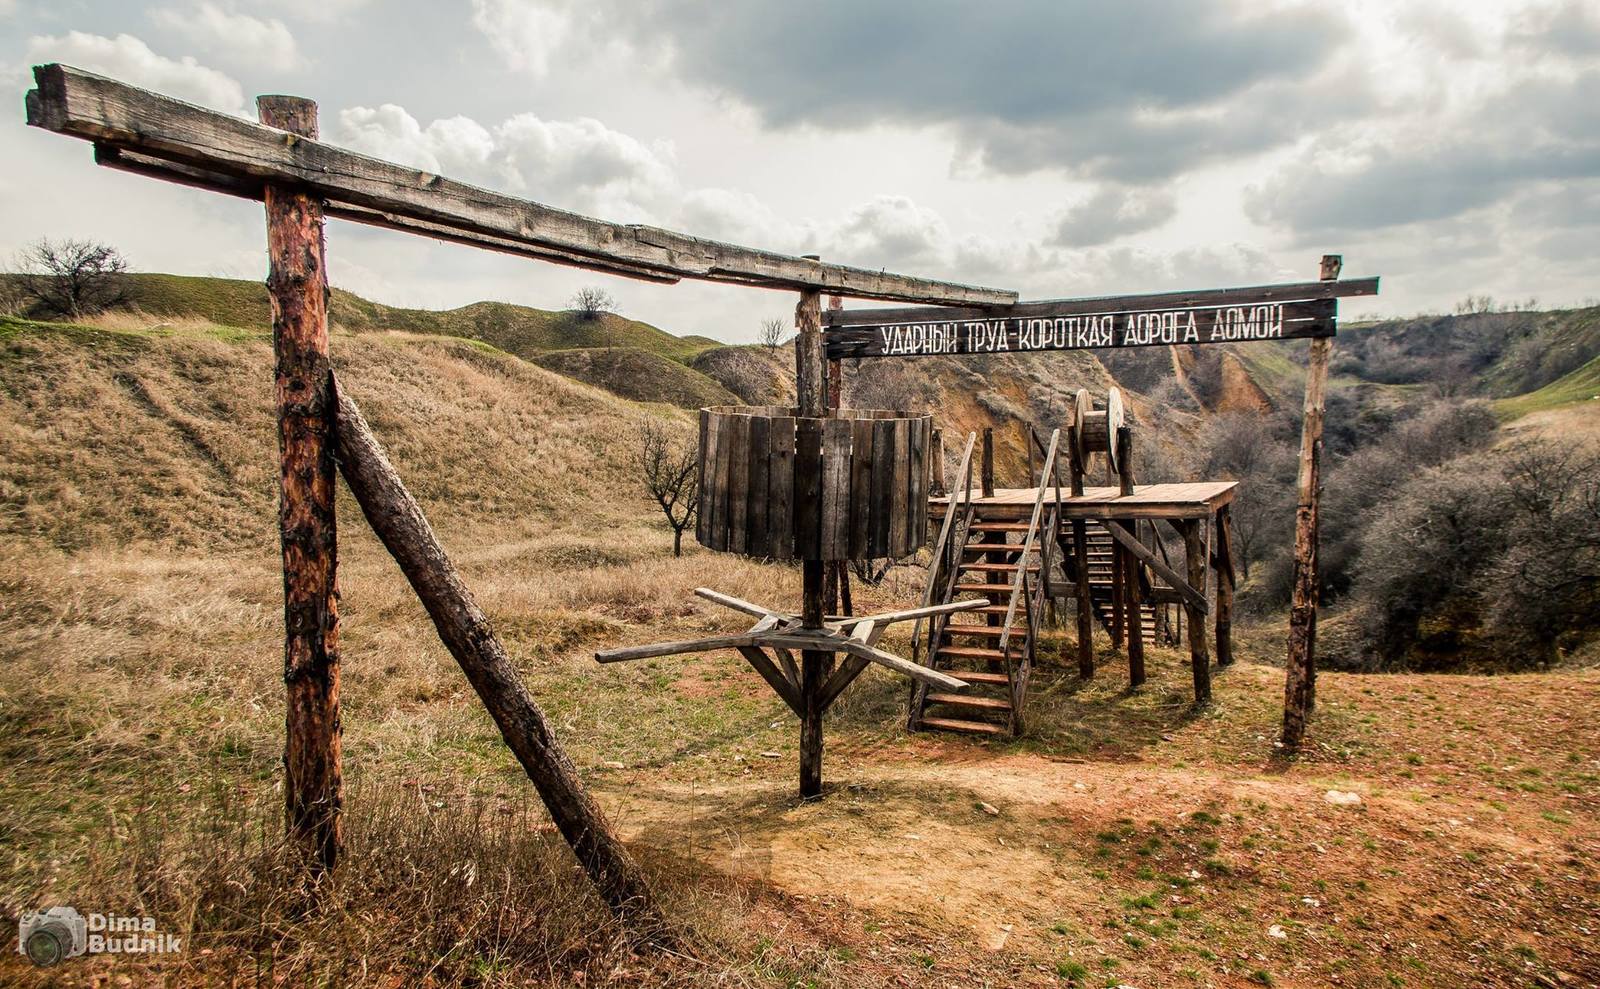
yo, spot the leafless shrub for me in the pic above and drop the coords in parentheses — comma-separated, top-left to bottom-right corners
(637, 419, 699, 557)
(569, 286, 615, 321)
(758, 317, 784, 350)
(15, 237, 130, 319)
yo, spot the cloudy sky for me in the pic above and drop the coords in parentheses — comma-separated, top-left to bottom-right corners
(2, 1, 1597, 342)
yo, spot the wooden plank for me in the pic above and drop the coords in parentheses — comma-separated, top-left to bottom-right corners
(889, 418, 910, 557)
(746, 415, 771, 558)
(93, 146, 686, 285)
(29, 65, 1017, 306)
(695, 409, 710, 546)
(908, 420, 927, 549)
(737, 646, 803, 716)
(693, 587, 788, 621)
(826, 298, 1339, 358)
(761, 632, 967, 691)
(821, 276, 1378, 328)
(848, 417, 875, 559)
(793, 417, 824, 559)
(595, 633, 759, 663)
(727, 413, 750, 555)
(700, 411, 723, 550)
(868, 420, 894, 559)
(769, 416, 796, 559)
(821, 417, 853, 559)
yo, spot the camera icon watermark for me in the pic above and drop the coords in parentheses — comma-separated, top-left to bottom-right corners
(17, 907, 181, 967)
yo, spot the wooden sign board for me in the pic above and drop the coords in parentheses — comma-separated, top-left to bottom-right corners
(822, 277, 1378, 360)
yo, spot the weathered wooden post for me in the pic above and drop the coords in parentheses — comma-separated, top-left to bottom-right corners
(930, 429, 946, 497)
(1116, 426, 1144, 686)
(981, 427, 996, 498)
(1282, 255, 1341, 749)
(1067, 420, 1094, 678)
(795, 283, 830, 798)
(259, 94, 342, 872)
(1182, 520, 1211, 702)
(1214, 506, 1236, 666)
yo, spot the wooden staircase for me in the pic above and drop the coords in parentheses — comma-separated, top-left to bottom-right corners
(909, 434, 1061, 738)
(1081, 520, 1170, 644)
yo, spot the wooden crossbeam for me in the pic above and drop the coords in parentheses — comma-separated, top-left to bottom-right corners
(819, 620, 880, 708)
(821, 277, 1380, 328)
(28, 64, 1018, 306)
(595, 634, 758, 664)
(762, 631, 967, 691)
(1101, 519, 1208, 613)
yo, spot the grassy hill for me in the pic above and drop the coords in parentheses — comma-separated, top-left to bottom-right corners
(1495, 352, 1600, 420)
(0, 313, 693, 551)
(531, 346, 738, 409)
(2, 272, 718, 364)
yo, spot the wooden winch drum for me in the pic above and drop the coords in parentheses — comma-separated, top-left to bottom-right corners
(696, 406, 933, 561)
(1072, 387, 1126, 473)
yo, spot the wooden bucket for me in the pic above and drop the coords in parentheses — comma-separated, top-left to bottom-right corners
(696, 406, 933, 561)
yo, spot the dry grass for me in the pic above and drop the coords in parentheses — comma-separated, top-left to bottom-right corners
(4, 317, 1600, 986)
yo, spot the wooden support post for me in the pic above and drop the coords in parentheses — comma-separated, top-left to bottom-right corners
(796, 283, 830, 798)
(1283, 255, 1340, 750)
(331, 381, 662, 931)
(260, 95, 342, 873)
(1067, 424, 1094, 678)
(930, 429, 945, 496)
(1182, 520, 1211, 703)
(1215, 506, 1236, 666)
(1116, 427, 1143, 685)
(981, 427, 995, 498)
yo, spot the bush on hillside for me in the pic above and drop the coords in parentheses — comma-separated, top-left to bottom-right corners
(1340, 438, 1600, 669)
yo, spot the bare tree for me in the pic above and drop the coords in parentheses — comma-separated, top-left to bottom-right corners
(569, 286, 615, 321)
(638, 419, 699, 556)
(758, 317, 784, 350)
(15, 238, 130, 319)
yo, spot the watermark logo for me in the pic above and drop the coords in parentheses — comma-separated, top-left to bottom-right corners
(17, 907, 181, 967)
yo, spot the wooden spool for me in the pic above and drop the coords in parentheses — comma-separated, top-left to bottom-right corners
(1074, 387, 1125, 473)
(696, 406, 932, 561)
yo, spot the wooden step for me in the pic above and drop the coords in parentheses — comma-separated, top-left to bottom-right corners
(954, 582, 1016, 593)
(960, 562, 1040, 573)
(962, 544, 1023, 555)
(942, 669, 1011, 685)
(967, 604, 1019, 615)
(924, 692, 1011, 711)
(969, 522, 1032, 532)
(937, 645, 1007, 661)
(918, 716, 1006, 736)
(941, 624, 1027, 638)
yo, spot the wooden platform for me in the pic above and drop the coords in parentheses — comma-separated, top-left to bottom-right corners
(931, 482, 1237, 521)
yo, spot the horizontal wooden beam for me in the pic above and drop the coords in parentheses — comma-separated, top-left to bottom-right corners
(95, 146, 684, 284)
(762, 632, 967, 691)
(595, 633, 757, 664)
(30, 64, 1017, 306)
(822, 277, 1380, 328)
(826, 298, 1340, 359)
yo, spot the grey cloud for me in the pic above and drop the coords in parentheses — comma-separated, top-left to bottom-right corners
(1050, 186, 1176, 247)
(1246, 69, 1600, 236)
(578, 0, 1350, 181)
(1509, 0, 1600, 56)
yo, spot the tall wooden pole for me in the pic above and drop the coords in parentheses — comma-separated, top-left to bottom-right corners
(824, 293, 845, 617)
(1282, 255, 1341, 750)
(796, 277, 829, 798)
(260, 95, 341, 872)
(1116, 427, 1144, 687)
(1214, 506, 1236, 666)
(1068, 423, 1094, 678)
(1182, 520, 1211, 703)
